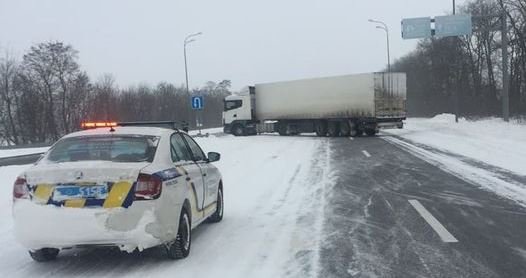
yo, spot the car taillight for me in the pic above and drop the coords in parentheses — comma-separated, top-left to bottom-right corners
(13, 177, 29, 199)
(134, 174, 162, 200)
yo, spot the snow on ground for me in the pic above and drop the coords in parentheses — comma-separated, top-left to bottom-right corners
(0, 147, 49, 158)
(0, 134, 330, 278)
(384, 114, 526, 175)
(384, 114, 526, 206)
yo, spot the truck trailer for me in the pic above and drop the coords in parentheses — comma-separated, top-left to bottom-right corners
(223, 72, 406, 137)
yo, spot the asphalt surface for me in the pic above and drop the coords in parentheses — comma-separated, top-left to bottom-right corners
(2, 134, 526, 277)
(320, 135, 526, 278)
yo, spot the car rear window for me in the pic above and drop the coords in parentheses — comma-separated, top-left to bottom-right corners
(47, 135, 160, 163)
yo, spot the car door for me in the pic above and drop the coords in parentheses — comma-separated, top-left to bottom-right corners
(181, 134, 220, 208)
(170, 133, 205, 213)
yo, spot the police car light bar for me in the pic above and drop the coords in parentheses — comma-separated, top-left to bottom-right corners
(81, 122, 118, 129)
(81, 121, 180, 130)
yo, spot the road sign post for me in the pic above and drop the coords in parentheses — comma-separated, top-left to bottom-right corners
(401, 13, 509, 122)
(191, 96, 204, 135)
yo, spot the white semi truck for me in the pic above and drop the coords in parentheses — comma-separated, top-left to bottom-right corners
(223, 72, 406, 137)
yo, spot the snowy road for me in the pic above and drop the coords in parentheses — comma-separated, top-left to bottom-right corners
(1, 124, 526, 277)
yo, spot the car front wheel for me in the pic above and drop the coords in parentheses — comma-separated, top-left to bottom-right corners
(208, 186, 224, 223)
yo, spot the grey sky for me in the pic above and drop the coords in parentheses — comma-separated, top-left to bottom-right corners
(0, 0, 462, 90)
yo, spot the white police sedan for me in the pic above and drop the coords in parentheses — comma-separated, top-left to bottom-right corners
(12, 121, 224, 262)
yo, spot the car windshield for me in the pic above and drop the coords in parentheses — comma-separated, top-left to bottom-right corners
(46, 135, 160, 163)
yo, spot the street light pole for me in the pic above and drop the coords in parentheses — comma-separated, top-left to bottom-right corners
(369, 19, 392, 99)
(183, 32, 202, 130)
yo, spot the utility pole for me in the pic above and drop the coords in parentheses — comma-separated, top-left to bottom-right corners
(183, 32, 203, 129)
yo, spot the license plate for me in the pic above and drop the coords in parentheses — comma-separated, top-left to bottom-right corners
(54, 185, 108, 201)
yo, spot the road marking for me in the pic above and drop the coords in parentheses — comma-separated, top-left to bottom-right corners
(408, 200, 458, 243)
(362, 150, 371, 157)
(349, 137, 354, 141)
(385, 199, 394, 211)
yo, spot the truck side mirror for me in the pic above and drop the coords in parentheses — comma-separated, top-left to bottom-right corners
(207, 152, 221, 163)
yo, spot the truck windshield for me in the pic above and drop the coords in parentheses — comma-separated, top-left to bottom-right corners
(224, 100, 242, 111)
(46, 135, 160, 163)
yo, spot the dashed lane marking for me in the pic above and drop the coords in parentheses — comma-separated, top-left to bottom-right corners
(408, 199, 459, 243)
(362, 150, 371, 157)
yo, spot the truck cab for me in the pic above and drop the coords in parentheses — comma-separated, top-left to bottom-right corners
(223, 92, 256, 136)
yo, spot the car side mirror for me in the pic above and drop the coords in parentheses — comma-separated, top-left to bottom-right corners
(207, 152, 220, 163)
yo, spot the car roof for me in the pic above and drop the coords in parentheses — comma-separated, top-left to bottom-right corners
(62, 126, 178, 139)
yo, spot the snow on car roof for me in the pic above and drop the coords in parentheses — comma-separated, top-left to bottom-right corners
(62, 126, 176, 139)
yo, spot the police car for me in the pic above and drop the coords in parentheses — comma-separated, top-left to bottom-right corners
(12, 121, 224, 262)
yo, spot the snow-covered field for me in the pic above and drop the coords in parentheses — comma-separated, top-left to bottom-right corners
(0, 134, 331, 277)
(385, 114, 526, 175)
(384, 114, 526, 206)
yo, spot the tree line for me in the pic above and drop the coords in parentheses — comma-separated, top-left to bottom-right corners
(392, 0, 525, 118)
(0, 42, 231, 145)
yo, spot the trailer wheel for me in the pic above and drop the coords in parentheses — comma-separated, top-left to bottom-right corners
(340, 122, 351, 137)
(355, 129, 364, 136)
(232, 125, 245, 136)
(327, 122, 340, 137)
(315, 121, 327, 137)
(278, 123, 288, 136)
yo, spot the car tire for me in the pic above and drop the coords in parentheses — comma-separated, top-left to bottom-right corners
(29, 248, 59, 262)
(165, 209, 191, 260)
(208, 186, 224, 223)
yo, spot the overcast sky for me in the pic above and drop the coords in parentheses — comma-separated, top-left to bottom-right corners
(0, 0, 463, 90)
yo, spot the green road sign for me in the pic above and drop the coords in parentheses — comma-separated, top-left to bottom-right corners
(402, 17, 432, 39)
(435, 15, 472, 37)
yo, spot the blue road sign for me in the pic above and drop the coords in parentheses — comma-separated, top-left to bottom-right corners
(402, 17, 432, 40)
(191, 96, 204, 110)
(435, 15, 472, 37)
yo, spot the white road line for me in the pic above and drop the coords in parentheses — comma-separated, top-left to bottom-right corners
(385, 199, 394, 211)
(408, 199, 459, 243)
(362, 150, 371, 157)
(349, 137, 354, 141)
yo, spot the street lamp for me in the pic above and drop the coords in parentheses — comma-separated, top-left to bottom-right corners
(183, 32, 202, 129)
(369, 19, 391, 99)
(368, 19, 391, 76)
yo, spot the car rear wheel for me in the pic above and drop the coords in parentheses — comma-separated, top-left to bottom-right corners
(29, 248, 59, 262)
(165, 209, 191, 260)
(208, 186, 224, 223)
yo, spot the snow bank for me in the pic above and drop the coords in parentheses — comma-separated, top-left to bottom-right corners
(384, 114, 526, 175)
